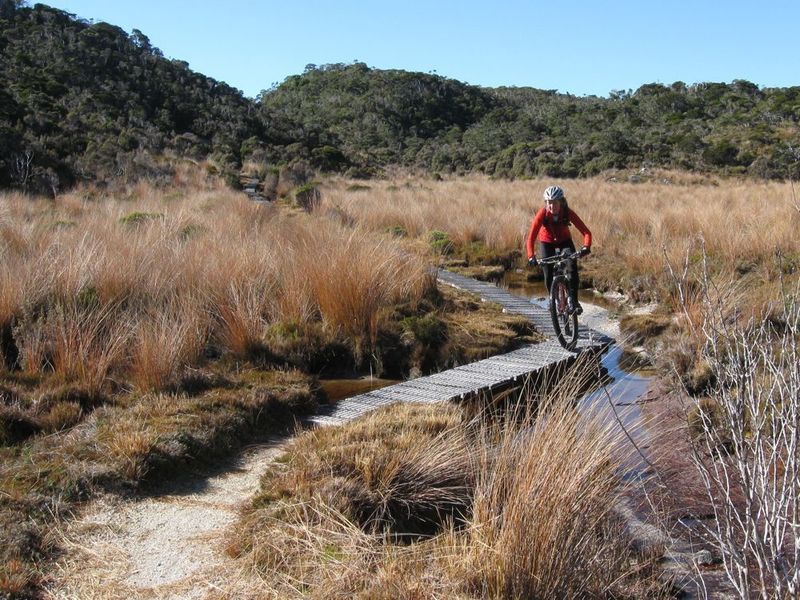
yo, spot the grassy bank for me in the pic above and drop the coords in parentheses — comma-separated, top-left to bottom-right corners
(225, 387, 672, 599)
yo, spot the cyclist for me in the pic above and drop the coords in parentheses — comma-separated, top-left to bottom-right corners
(526, 185, 592, 315)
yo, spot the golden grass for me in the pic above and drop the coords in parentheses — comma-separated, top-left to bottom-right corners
(129, 294, 208, 390)
(95, 414, 157, 481)
(0, 180, 431, 390)
(464, 402, 630, 598)
(320, 173, 800, 311)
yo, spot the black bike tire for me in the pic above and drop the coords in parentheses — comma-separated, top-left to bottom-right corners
(549, 276, 579, 350)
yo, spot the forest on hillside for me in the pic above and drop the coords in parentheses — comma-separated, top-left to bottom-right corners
(1, 0, 799, 194)
(0, 1, 262, 192)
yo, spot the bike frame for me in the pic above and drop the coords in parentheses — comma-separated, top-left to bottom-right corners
(537, 249, 581, 350)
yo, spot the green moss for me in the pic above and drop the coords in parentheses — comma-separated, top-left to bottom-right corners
(402, 313, 446, 347)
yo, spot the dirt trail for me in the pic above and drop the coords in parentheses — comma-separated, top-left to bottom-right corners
(46, 441, 286, 600)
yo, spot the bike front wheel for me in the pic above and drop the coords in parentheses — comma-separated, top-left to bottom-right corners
(549, 276, 579, 350)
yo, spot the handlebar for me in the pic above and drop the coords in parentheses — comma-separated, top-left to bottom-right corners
(536, 251, 582, 266)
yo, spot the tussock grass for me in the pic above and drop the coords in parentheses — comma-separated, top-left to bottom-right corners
(321, 173, 799, 311)
(0, 175, 429, 597)
(1, 171, 545, 597)
(230, 379, 672, 599)
(0, 182, 432, 391)
(321, 172, 798, 387)
(130, 294, 208, 390)
(464, 402, 630, 598)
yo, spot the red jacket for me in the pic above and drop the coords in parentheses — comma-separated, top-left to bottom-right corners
(526, 206, 592, 259)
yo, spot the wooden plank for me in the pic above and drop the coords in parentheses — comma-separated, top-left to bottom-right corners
(365, 386, 445, 403)
(397, 380, 472, 397)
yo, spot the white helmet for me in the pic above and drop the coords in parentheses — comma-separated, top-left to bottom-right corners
(543, 185, 565, 202)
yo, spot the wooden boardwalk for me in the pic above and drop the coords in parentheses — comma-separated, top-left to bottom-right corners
(307, 269, 613, 426)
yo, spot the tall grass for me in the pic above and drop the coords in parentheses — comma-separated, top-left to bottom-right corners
(321, 173, 799, 308)
(129, 294, 208, 390)
(47, 301, 130, 395)
(464, 400, 632, 598)
(231, 380, 667, 599)
(0, 179, 430, 391)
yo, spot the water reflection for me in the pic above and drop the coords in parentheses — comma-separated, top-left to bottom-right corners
(580, 345, 653, 480)
(319, 377, 398, 403)
(501, 272, 619, 311)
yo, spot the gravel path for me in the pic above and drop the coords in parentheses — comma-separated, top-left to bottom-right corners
(46, 441, 286, 600)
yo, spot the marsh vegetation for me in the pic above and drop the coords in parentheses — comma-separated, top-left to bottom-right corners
(1, 167, 798, 597)
(0, 169, 536, 596)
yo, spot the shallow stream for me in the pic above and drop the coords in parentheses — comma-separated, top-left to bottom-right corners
(508, 280, 656, 468)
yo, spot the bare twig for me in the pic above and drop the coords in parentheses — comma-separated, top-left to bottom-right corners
(675, 249, 799, 599)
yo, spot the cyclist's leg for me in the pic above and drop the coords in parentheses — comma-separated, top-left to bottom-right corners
(538, 241, 557, 292)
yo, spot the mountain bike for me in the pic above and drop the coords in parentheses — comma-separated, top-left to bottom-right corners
(537, 249, 582, 350)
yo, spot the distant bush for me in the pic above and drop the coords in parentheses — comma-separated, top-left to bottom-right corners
(294, 182, 321, 212)
(119, 212, 163, 226)
(429, 230, 453, 255)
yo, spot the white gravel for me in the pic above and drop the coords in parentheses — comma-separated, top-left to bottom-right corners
(46, 441, 286, 599)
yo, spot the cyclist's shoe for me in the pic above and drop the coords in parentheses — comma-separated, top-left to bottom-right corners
(574, 302, 583, 316)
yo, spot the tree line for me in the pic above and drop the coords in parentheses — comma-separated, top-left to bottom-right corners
(259, 64, 800, 181)
(1, 1, 799, 194)
(0, 1, 262, 192)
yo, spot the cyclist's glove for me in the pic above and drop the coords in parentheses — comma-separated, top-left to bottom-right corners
(527, 256, 538, 267)
(579, 246, 591, 257)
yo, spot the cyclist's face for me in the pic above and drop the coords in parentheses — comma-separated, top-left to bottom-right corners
(546, 199, 562, 215)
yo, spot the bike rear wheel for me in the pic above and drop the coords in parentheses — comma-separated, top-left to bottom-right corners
(549, 276, 579, 350)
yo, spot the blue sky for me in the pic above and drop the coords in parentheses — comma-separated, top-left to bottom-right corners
(41, 0, 799, 99)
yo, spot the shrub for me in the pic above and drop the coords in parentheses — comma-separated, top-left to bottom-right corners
(118, 211, 163, 227)
(294, 182, 321, 212)
(428, 230, 453, 255)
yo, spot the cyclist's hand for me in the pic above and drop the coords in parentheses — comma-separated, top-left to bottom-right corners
(579, 246, 591, 257)
(527, 256, 538, 267)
